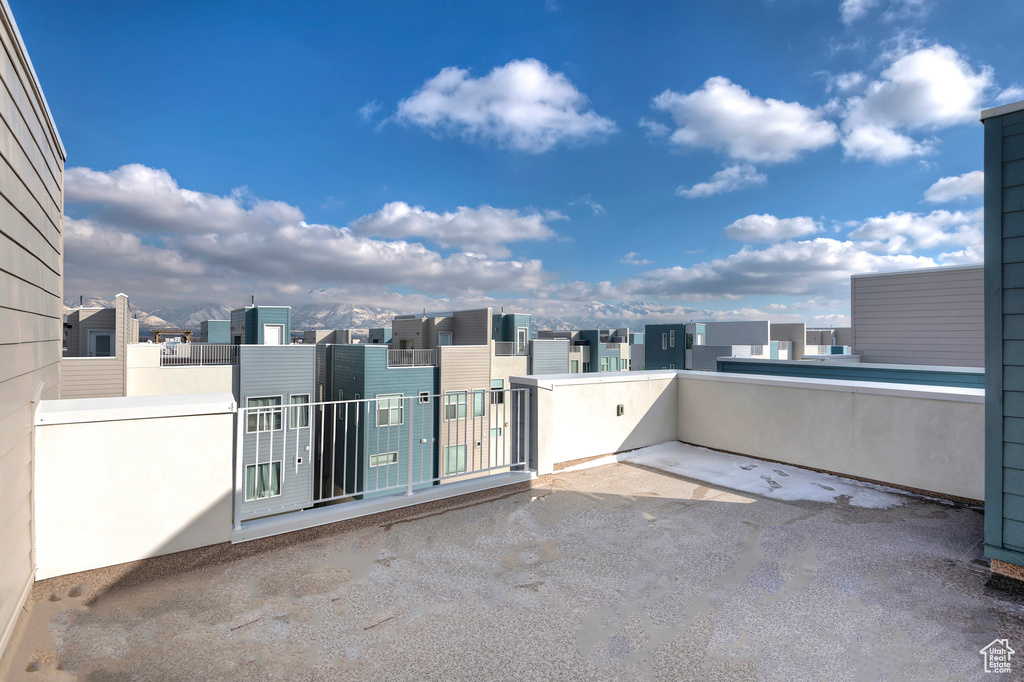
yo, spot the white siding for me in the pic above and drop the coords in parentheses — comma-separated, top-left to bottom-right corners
(0, 0, 65, 657)
(852, 266, 984, 367)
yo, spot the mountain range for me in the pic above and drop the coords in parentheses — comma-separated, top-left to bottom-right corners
(63, 297, 717, 334)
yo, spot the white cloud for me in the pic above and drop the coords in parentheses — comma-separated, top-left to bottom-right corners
(615, 238, 936, 300)
(847, 207, 982, 254)
(840, 0, 880, 24)
(358, 100, 382, 121)
(349, 201, 563, 257)
(638, 118, 670, 137)
(394, 58, 616, 153)
(650, 77, 839, 163)
(923, 171, 983, 203)
(724, 214, 822, 243)
(841, 45, 994, 162)
(620, 252, 653, 266)
(831, 72, 867, 94)
(63, 164, 558, 306)
(841, 0, 930, 24)
(996, 85, 1024, 106)
(676, 164, 767, 199)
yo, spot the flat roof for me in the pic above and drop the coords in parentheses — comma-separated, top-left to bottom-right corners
(981, 99, 1024, 120)
(851, 262, 983, 279)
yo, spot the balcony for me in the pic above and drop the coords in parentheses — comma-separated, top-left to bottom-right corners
(493, 341, 528, 356)
(158, 342, 238, 366)
(386, 348, 437, 367)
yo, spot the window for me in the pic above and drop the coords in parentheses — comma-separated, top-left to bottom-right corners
(490, 379, 504, 405)
(570, 360, 579, 373)
(376, 394, 403, 426)
(438, 331, 453, 346)
(290, 394, 310, 428)
(245, 462, 281, 500)
(582, 362, 590, 372)
(473, 390, 486, 417)
(369, 452, 398, 467)
(685, 333, 694, 350)
(610, 357, 619, 371)
(669, 330, 675, 347)
(444, 444, 467, 475)
(669, 363, 675, 369)
(696, 333, 704, 345)
(662, 333, 667, 351)
(246, 396, 282, 433)
(444, 391, 467, 420)
(418, 391, 430, 404)
(600, 357, 609, 372)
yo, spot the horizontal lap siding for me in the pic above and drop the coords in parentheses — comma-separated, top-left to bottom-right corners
(987, 109, 1024, 565)
(0, 2, 65, 657)
(852, 266, 984, 366)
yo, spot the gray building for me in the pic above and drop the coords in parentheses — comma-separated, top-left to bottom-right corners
(851, 265, 983, 367)
(0, 0, 66, 656)
(983, 100, 1024, 577)
(200, 320, 230, 344)
(237, 345, 316, 520)
(61, 294, 139, 399)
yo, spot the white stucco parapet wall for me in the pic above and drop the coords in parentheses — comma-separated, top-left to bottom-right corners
(510, 369, 680, 391)
(672, 370, 984, 403)
(35, 392, 237, 425)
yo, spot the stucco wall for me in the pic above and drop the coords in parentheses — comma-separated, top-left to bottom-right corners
(512, 371, 679, 475)
(126, 344, 236, 396)
(33, 394, 235, 579)
(676, 371, 984, 501)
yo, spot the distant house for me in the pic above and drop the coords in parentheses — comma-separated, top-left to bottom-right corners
(230, 305, 291, 345)
(368, 327, 392, 344)
(537, 328, 631, 373)
(237, 344, 316, 520)
(199, 320, 230, 344)
(62, 293, 139, 399)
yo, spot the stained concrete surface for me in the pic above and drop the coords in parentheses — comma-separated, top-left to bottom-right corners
(1, 461, 1021, 681)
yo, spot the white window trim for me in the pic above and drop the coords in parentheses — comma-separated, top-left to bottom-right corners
(244, 461, 282, 501)
(418, 391, 430, 404)
(289, 394, 310, 429)
(246, 395, 283, 434)
(473, 388, 486, 418)
(444, 444, 467, 475)
(369, 452, 398, 468)
(376, 393, 404, 427)
(444, 391, 468, 421)
(662, 333, 667, 351)
(669, 330, 675, 347)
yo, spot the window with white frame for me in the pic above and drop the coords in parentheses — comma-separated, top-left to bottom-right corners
(444, 391, 467, 420)
(290, 394, 310, 428)
(490, 379, 504, 405)
(369, 452, 398, 467)
(376, 394, 403, 426)
(600, 356, 609, 372)
(444, 444, 467, 475)
(570, 359, 579, 373)
(246, 396, 282, 433)
(669, 330, 675, 347)
(419, 391, 430, 404)
(473, 390, 486, 417)
(245, 461, 281, 500)
(662, 333, 667, 350)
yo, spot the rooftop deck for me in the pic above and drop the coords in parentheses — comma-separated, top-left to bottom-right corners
(2, 446, 1018, 680)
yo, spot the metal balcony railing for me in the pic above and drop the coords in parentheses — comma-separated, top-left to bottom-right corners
(387, 349, 437, 367)
(159, 343, 238, 366)
(494, 341, 528, 356)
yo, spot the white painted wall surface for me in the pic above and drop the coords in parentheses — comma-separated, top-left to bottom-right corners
(514, 372, 678, 475)
(126, 344, 236, 396)
(676, 372, 984, 501)
(33, 394, 235, 579)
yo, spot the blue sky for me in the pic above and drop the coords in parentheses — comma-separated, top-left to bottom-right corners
(14, 0, 1021, 324)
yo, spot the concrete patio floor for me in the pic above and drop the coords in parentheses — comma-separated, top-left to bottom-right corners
(2, 457, 1021, 681)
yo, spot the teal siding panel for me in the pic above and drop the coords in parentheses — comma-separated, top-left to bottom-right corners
(1006, 468, 1024, 496)
(1005, 366, 1024, 392)
(1005, 314, 1024, 340)
(1005, 493, 1024, 523)
(1003, 290, 1024, 317)
(1005, 417, 1024, 445)
(1005, 238, 1024, 263)
(1004, 391, 1024, 418)
(1004, 340, 1024, 366)
(1006, 442, 1024, 470)
(1003, 519, 1024, 550)
(716, 360, 984, 388)
(1005, 186, 1024, 213)
(1005, 133, 1024, 163)
(1006, 211, 1024, 239)
(1005, 159, 1024, 187)
(1002, 110, 1024, 127)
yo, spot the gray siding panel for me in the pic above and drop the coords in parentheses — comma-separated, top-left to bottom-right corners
(0, 0, 65, 657)
(529, 339, 569, 375)
(852, 266, 984, 367)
